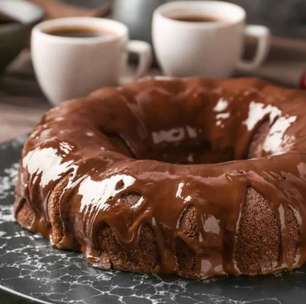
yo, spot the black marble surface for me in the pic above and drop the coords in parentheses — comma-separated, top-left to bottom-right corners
(1, 136, 306, 304)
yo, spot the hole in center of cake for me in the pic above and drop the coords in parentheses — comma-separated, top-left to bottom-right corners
(107, 130, 238, 165)
(147, 142, 235, 164)
(107, 119, 271, 165)
(146, 126, 238, 164)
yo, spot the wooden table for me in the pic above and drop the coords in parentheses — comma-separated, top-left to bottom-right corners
(1, 36, 306, 143)
(0, 51, 49, 143)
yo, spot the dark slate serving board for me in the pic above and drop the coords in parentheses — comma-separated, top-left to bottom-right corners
(1, 137, 306, 304)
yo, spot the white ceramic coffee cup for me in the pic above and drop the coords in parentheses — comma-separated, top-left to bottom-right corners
(153, 1, 270, 78)
(32, 17, 152, 105)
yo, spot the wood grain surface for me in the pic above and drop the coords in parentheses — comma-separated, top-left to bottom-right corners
(0, 51, 49, 143)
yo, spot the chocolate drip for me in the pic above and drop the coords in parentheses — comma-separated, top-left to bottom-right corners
(14, 78, 306, 279)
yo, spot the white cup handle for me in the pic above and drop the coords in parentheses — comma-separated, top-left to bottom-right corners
(127, 40, 152, 79)
(237, 25, 270, 72)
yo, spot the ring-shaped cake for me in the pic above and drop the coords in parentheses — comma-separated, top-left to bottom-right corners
(15, 78, 306, 279)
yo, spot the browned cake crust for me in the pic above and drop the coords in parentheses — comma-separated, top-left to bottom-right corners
(14, 77, 306, 279)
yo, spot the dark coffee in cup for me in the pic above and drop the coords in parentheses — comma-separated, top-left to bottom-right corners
(0, 14, 17, 25)
(46, 26, 116, 39)
(170, 15, 222, 23)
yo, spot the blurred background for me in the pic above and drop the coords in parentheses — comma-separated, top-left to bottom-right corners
(1, 0, 306, 143)
(212, 0, 306, 39)
(62, 0, 306, 39)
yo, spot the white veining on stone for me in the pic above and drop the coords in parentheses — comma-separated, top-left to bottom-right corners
(0, 162, 19, 200)
(0, 139, 303, 304)
(0, 134, 27, 151)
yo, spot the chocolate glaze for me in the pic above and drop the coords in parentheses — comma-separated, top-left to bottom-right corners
(14, 78, 306, 278)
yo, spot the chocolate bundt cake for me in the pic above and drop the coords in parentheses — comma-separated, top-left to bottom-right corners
(14, 78, 306, 279)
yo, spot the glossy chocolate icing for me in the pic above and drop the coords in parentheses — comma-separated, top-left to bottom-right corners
(14, 78, 306, 278)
